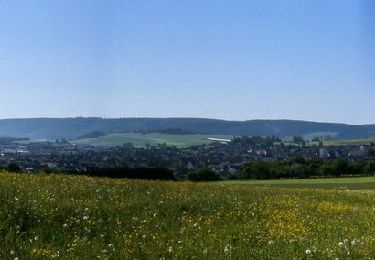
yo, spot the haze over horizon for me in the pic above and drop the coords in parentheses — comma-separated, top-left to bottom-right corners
(0, 0, 374, 124)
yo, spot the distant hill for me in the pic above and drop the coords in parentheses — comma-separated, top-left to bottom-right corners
(0, 117, 374, 140)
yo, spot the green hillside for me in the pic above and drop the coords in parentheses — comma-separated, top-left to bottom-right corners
(74, 133, 232, 147)
(0, 117, 374, 140)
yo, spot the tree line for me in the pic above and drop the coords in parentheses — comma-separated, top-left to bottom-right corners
(185, 160, 375, 182)
(231, 159, 375, 180)
(4, 159, 375, 181)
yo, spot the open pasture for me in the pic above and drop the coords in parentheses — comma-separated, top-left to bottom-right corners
(74, 133, 232, 147)
(324, 137, 375, 146)
(224, 176, 375, 190)
(1, 172, 375, 258)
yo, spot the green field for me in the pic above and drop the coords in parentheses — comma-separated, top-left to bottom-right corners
(302, 131, 338, 140)
(324, 137, 375, 146)
(284, 137, 375, 147)
(223, 176, 375, 190)
(2, 171, 375, 258)
(74, 133, 232, 147)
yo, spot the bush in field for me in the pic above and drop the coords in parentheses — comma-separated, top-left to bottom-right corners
(187, 168, 220, 181)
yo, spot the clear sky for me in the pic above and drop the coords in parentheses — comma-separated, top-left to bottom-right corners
(0, 0, 374, 124)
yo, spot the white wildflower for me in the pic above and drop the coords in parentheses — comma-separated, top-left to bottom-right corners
(224, 244, 231, 253)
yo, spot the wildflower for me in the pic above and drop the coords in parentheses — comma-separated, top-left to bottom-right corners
(268, 240, 274, 245)
(224, 244, 231, 253)
(168, 246, 173, 253)
(305, 249, 311, 255)
(10, 250, 15, 255)
(34, 236, 39, 241)
(83, 216, 89, 220)
(63, 223, 68, 228)
(351, 240, 356, 245)
(338, 242, 344, 247)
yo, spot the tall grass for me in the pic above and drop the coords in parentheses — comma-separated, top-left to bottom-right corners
(1, 170, 375, 258)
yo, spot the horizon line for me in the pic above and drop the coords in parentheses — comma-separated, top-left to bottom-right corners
(0, 116, 374, 126)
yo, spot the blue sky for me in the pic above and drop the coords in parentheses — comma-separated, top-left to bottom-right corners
(0, 0, 374, 124)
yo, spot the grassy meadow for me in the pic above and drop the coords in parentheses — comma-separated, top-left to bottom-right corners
(224, 176, 375, 190)
(324, 137, 375, 146)
(74, 133, 232, 147)
(2, 172, 375, 259)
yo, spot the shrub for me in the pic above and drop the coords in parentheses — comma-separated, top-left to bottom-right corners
(187, 168, 220, 181)
(7, 163, 21, 173)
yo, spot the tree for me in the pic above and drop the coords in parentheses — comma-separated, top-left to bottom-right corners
(331, 160, 350, 177)
(365, 161, 375, 175)
(293, 136, 304, 144)
(8, 163, 21, 172)
(238, 162, 272, 179)
(187, 168, 220, 181)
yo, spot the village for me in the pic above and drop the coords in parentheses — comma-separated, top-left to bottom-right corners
(0, 136, 374, 178)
